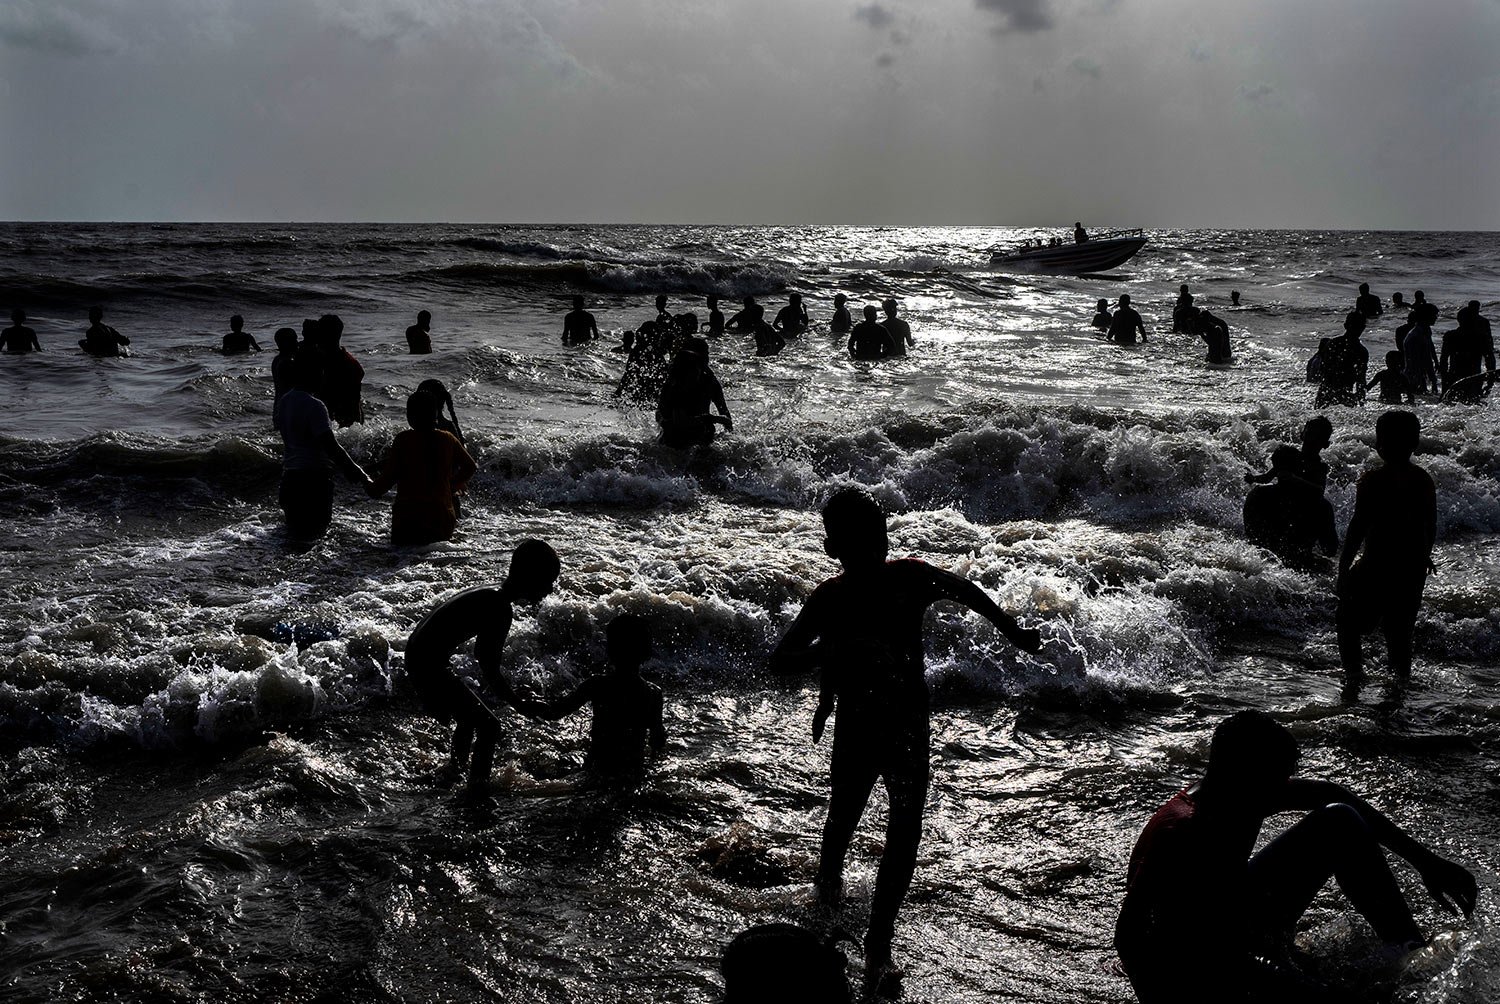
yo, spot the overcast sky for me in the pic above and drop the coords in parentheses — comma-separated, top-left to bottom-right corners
(3, 0, 1498, 227)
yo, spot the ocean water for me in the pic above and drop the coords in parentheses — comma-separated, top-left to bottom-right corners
(0, 224, 1497, 1003)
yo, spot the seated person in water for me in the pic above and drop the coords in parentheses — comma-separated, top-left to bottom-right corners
(1, 309, 41, 352)
(79, 306, 130, 356)
(222, 314, 261, 354)
(613, 330, 635, 354)
(881, 298, 914, 357)
(1108, 294, 1148, 345)
(563, 295, 600, 346)
(512, 614, 667, 777)
(406, 310, 433, 354)
(1091, 298, 1112, 332)
(1355, 281, 1383, 319)
(774, 293, 809, 337)
(366, 390, 477, 546)
(772, 487, 1041, 981)
(1367, 351, 1416, 405)
(1197, 308, 1231, 364)
(1242, 446, 1337, 565)
(754, 318, 785, 357)
(830, 293, 853, 334)
(655, 337, 732, 447)
(705, 294, 726, 336)
(404, 541, 561, 792)
(848, 304, 897, 360)
(1391, 291, 1405, 312)
(1115, 710, 1477, 1004)
(724, 296, 763, 334)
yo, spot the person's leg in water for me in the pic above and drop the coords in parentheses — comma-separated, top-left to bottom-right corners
(1335, 569, 1378, 693)
(865, 752, 930, 969)
(467, 716, 498, 792)
(1382, 577, 1424, 686)
(818, 742, 880, 906)
(1248, 803, 1423, 948)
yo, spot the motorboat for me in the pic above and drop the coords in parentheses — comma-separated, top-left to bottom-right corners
(988, 230, 1147, 274)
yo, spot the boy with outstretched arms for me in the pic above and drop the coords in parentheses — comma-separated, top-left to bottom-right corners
(404, 540, 561, 792)
(771, 487, 1041, 983)
(513, 614, 666, 778)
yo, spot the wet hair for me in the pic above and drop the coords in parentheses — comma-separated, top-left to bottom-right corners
(1375, 410, 1420, 460)
(1343, 311, 1366, 334)
(606, 614, 653, 667)
(834, 293, 847, 303)
(862, 304, 878, 320)
(1096, 298, 1109, 311)
(1119, 294, 1131, 306)
(1207, 710, 1298, 782)
(230, 314, 243, 329)
(1413, 289, 1425, 302)
(682, 335, 710, 358)
(882, 298, 897, 312)
(1269, 445, 1302, 473)
(1392, 292, 1405, 303)
(406, 390, 439, 431)
(302, 318, 319, 339)
(1468, 299, 1481, 312)
(89, 305, 104, 321)
(274, 327, 298, 351)
(11, 308, 24, 323)
(822, 487, 887, 559)
(509, 539, 561, 587)
(789, 293, 802, 303)
(572, 295, 585, 309)
(1302, 415, 1332, 448)
(621, 330, 635, 348)
(417, 309, 431, 323)
(1385, 350, 1403, 367)
(1420, 302, 1439, 324)
(1179, 284, 1189, 294)
(656, 294, 669, 309)
(707, 294, 719, 306)
(416, 379, 451, 407)
(1358, 282, 1370, 293)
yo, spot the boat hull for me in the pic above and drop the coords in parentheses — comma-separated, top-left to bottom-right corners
(990, 236, 1147, 274)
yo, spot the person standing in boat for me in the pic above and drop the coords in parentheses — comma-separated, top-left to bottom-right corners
(1108, 294, 1149, 346)
(1074, 222, 1089, 243)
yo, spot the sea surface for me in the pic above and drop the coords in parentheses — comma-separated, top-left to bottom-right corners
(0, 224, 1497, 1003)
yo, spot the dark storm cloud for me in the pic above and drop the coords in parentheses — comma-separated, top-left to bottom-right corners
(854, 4, 896, 29)
(975, 0, 1055, 34)
(0, 2, 119, 55)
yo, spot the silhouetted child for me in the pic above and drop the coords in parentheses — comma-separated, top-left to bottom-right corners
(406, 310, 433, 354)
(1366, 351, 1415, 405)
(366, 390, 477, 546)
(1, 308, 41, 353)
(563, 295, 599, 346)
(1091, 298, 1111, 331)
(270, 327, 299, 411)
(79, 306, 129, 356)
(706, 294, 726, 336)
(1242, 446, 1337, 567)
(1116, 711, 1476, 1004)
(1337, 410, 1434, 691)
(222, 314, 261, 354)
(771, 487, 1041, 982)
(830, 292, 853, 334)
(514, 614, 666, 778)
(404, 540, 561, 792)
(753, 318, 785, 357)
(1298, 415, 1332, 494)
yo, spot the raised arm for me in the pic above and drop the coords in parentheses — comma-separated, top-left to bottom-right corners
(1277, 778, 1477, 917)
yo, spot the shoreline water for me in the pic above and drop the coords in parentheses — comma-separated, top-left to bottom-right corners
(1, 223, 1497, 1001)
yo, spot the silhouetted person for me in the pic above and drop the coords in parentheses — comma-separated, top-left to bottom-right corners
(1337, 410, 1433, 691)
(1355, 282, 1382, 319)
(1198, 308, 1231, 363)
(2, 309, 41, 353)
(406, 310, 433, 354)
(1391, 291, 1405, 312)
(1298, 416, 1333, 494)
(561, 295, 599, 346)
(771, 488, 1040, 983)
(222, 314, 260, 354)
(1091, 298, 1112, 332)
(722, 924, 851, 1004)
(79, 306, 129, 357)
(754, 319, 785, 357)
(1440, 300, 1497, 403)
(270, 328, 299, 414)
(656, 337, 732, 447)
(314, 315, 365, 427)
(615, 322, 667, 406)
(1242, 446, 1337, 567)
(1172, 285, 1195, 333)
(513, 614, 666, 778)
(724, 296, 762, 334)
(881, 298, 913, 357)
(1230, 290, 1241, 307)
(774, 293, 809, 338)
(1074, 221, 1088, 243)
(273, 353, 371, 539)
(416, 377, 465, 445)
(1401, 309, 1439, 395)
(655, 294, 672, 328)
(830, 292, 853, 334)
(1313, 311, 1369, 407)
(299, 317, 319, 352)
(705, 294, 725, 336)
(847, 305, 896, 360)
(1366, 351, 1415, 405)
(612, 330, 635, 355)
(1116, 710, 1477, 1004)
(404, 541, 560, 793)
(366, 390, 475, 546)
(1108, 294, 1148, 345)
